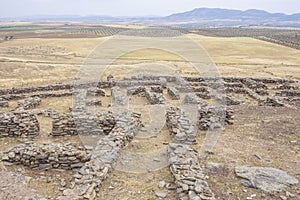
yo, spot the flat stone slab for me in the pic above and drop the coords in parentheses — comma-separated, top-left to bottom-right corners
(235, 166, 299, 193)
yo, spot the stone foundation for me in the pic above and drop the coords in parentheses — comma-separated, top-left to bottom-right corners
(51, 112, 115, 136)
(2, 143, 89, 170)
(167, 87, 180, 100)
(198, 106, 234, 131)
(60, 112, 142, 200)
(166, 107, 197, 145)
(145, 88, 165, 104)
(17, 97, 41, 110)
(0, 111, 39, 137)
(168, 143, 215, 200)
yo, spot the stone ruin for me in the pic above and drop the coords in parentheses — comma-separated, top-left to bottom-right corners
(167, 86, 180, 100)
(0, 111, 39, 137)
(2, 143, 89, 170)
(0, 75, 299, 200)
(166, 107, 215, 200)
(145, 87, 165, 104)
(111, 86, 128, 106)
(17, 96, 41, 110)
(0, 98, 9, 107)
(198, 105, 234, 130)
(51, 112, 115, 136)
(0, 75, 298, 107)
(60, 112, 142, 199)
(166, 107, 197, 145)
(184, 93, 207, 105)
(127, 85, 165, 104)
(168, 143, 215, 200)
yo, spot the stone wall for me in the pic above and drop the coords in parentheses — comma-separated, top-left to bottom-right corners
(224, 95, 241, 105)
(0, 111, 39, 137)
(0, 84, 104, 102)
(184, 93, 207, 105)
(0, 83, 73, 96)
(260, 97, 285, 107)
(51, 112, 115, 136)
(241, 78, 268, 90)
(111, 87, 128, 106)
(167, 87, 180, 100)
(274, 84, 299, 90)
(60, 112, 142, 200)
(166, 107, 197, 145)
(276, 90, 300, 97)
(127, 86, 165, 104)
(2, 143, 89, 170)
(168, 143, 215, 200)
(150, 86, 163, 93)
(166, 106, 216, 200)
(127, 86, 145, 95)
(0, 90, 73, 101)
(198, 105, 234, 131)
(0, 100, 9, 107)
(17, 97, 41, 110)
(116, 78, 167, 88)
(194, 87, 211, 99)
(145, 88, 165, 104)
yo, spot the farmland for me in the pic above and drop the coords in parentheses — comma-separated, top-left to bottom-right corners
(190, 27, 300, 49)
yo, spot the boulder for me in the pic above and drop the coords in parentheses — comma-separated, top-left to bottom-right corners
(235, 166, 299, 193)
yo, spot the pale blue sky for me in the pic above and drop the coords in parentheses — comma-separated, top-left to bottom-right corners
(1, 0, 299, 18)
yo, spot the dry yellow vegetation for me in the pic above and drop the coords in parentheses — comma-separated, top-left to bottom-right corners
(0, 33, 299, 89)
(189, 34, 300, 80)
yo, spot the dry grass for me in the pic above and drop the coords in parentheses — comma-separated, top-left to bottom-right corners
(1, 33, 299, 89)
(189, 34, 300, 80)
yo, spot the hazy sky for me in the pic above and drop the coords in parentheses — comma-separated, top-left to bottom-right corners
(1, 0, 299, 18)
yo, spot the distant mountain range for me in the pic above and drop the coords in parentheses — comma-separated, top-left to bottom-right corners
(163, 8, 300, 27)
(2, 8, 300, 28)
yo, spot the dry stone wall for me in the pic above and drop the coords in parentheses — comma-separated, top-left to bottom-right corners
(168, 143, 215, 200)
(0, 83, 73, 96)
(60, 112, 142, 200)
(111, 86, 128, 106)
(0, 76, 298, 108)
(0, 99, 9, 107)
(166, 107, 197, 145)
(2, 143, 89, 170)
(260, 97, 285, 107)
(167, 87, 180, 100)
(127, 86, 145, 95)
(184, 93, 207, 105)
(145, 88, 165, 104)
(17, 97, 41, 110)
(51, 112, 115, 136)
(0, 111, 39, 137)
(166, 106, 216, 200)
(198, 105, 234, 131)
(0, 90, 73, 101)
